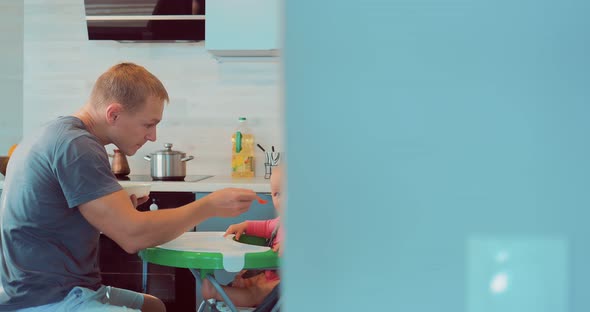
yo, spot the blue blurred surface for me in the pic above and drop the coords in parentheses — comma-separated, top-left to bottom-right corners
(283, 0, 590, 311)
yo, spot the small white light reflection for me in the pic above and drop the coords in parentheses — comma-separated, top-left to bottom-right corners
(489, 272, 509, 294)
(495, 250, 510, 263)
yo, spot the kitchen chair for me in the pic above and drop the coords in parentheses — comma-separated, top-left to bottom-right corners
(195, 234, 281, 312)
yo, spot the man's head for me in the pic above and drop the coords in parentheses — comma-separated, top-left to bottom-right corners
(270, 166, 284, 214)
(90, 63, 169, 156)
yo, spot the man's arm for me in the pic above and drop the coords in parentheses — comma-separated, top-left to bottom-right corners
(79, 188, 257, 253)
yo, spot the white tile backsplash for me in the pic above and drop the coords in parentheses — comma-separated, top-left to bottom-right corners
(20, 0, 283, 176)
(0, 1, 24, 155)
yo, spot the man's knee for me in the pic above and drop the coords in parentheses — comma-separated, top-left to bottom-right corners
(142, 294, 166, 312)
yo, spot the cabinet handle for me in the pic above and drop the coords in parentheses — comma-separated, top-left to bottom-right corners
(149, 199, 159, 211)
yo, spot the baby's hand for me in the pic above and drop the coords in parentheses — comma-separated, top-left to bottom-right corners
(272, 242, 281, 253)
(224, 221, 249, 240)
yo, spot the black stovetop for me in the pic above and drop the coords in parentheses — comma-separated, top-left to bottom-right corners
(117, 175, 212, 182)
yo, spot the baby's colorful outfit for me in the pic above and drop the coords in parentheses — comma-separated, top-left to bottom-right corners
(245, 217, 282, 281)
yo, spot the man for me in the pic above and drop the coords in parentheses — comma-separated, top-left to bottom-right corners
(0, 63, 257, 311)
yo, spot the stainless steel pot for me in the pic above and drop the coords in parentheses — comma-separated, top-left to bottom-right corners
(144, 143, 194, 181)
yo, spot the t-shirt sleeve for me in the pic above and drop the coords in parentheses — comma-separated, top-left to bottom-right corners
(54, 136, 122, 208)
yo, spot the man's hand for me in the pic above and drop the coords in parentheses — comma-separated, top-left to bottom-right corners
(204, 188, 257, 218)
(130, 195, 150, 208)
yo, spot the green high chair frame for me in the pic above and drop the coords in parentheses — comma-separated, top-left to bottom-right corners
(139, 235, 280, 312)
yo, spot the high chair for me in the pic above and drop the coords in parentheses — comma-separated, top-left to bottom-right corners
(199, 282, 281, 312)
(139, 232, 280, 312)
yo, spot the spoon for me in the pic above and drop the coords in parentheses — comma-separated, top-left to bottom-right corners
(256, 196, 268, 204)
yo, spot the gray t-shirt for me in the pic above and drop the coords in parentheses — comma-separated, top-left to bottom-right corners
(0, 116, 123, 310)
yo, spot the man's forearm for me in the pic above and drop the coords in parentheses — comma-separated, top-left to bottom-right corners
(122, 196, 215, 252)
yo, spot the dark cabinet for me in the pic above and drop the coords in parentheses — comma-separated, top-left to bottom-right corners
(98, 191, 197, 311)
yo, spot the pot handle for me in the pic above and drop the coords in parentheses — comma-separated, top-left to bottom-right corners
(181, 156, 194, 162)
(144, 155, 151, 161)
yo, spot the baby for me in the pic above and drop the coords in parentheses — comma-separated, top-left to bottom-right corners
(201, 166, 284, 307)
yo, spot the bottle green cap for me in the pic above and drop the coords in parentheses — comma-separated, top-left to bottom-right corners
(239, 117, 247, 121)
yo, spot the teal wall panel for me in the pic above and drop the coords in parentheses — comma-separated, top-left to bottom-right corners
(284, 0, 590, 311)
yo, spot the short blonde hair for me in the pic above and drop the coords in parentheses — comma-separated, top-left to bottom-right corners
(90, 63, 169, 112)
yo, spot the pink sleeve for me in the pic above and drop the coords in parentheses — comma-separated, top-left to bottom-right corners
(246, 217, 280, 239)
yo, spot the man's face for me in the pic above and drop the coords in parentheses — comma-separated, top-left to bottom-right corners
(111, 96, 164, 156)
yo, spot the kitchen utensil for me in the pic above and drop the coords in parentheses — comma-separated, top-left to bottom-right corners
(256, 196, 268, 205)
(144, 143, 194, 181)
(263, 152, 280, 179)
(109, 149, 130, 177)
(270, 152, 280, 165)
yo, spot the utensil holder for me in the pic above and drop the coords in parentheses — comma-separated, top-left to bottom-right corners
(264, 152, 280, 179)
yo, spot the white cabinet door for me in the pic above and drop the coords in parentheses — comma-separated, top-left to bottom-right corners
(206, 0, 279, 56)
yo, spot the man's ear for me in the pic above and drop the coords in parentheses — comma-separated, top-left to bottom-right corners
(105, 102, 124, 125)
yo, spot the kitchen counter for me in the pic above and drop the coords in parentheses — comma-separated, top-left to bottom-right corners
(120, 176, 271, 193)
(0, 176, 271, 193)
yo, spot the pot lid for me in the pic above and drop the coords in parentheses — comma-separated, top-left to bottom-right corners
(152, 143, 184, 155)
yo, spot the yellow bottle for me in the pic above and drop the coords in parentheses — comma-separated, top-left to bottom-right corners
(231, 117, 255, 177)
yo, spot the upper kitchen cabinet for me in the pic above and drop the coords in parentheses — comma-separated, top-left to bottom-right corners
(205, 0, 280, 58)
(84, 0, 205, 41)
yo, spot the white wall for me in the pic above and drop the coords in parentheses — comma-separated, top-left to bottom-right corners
(0, 1, 23, 155)
(23, 0, 282, 176)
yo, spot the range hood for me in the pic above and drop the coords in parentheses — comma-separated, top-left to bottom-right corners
(205, 0, 280, 60)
